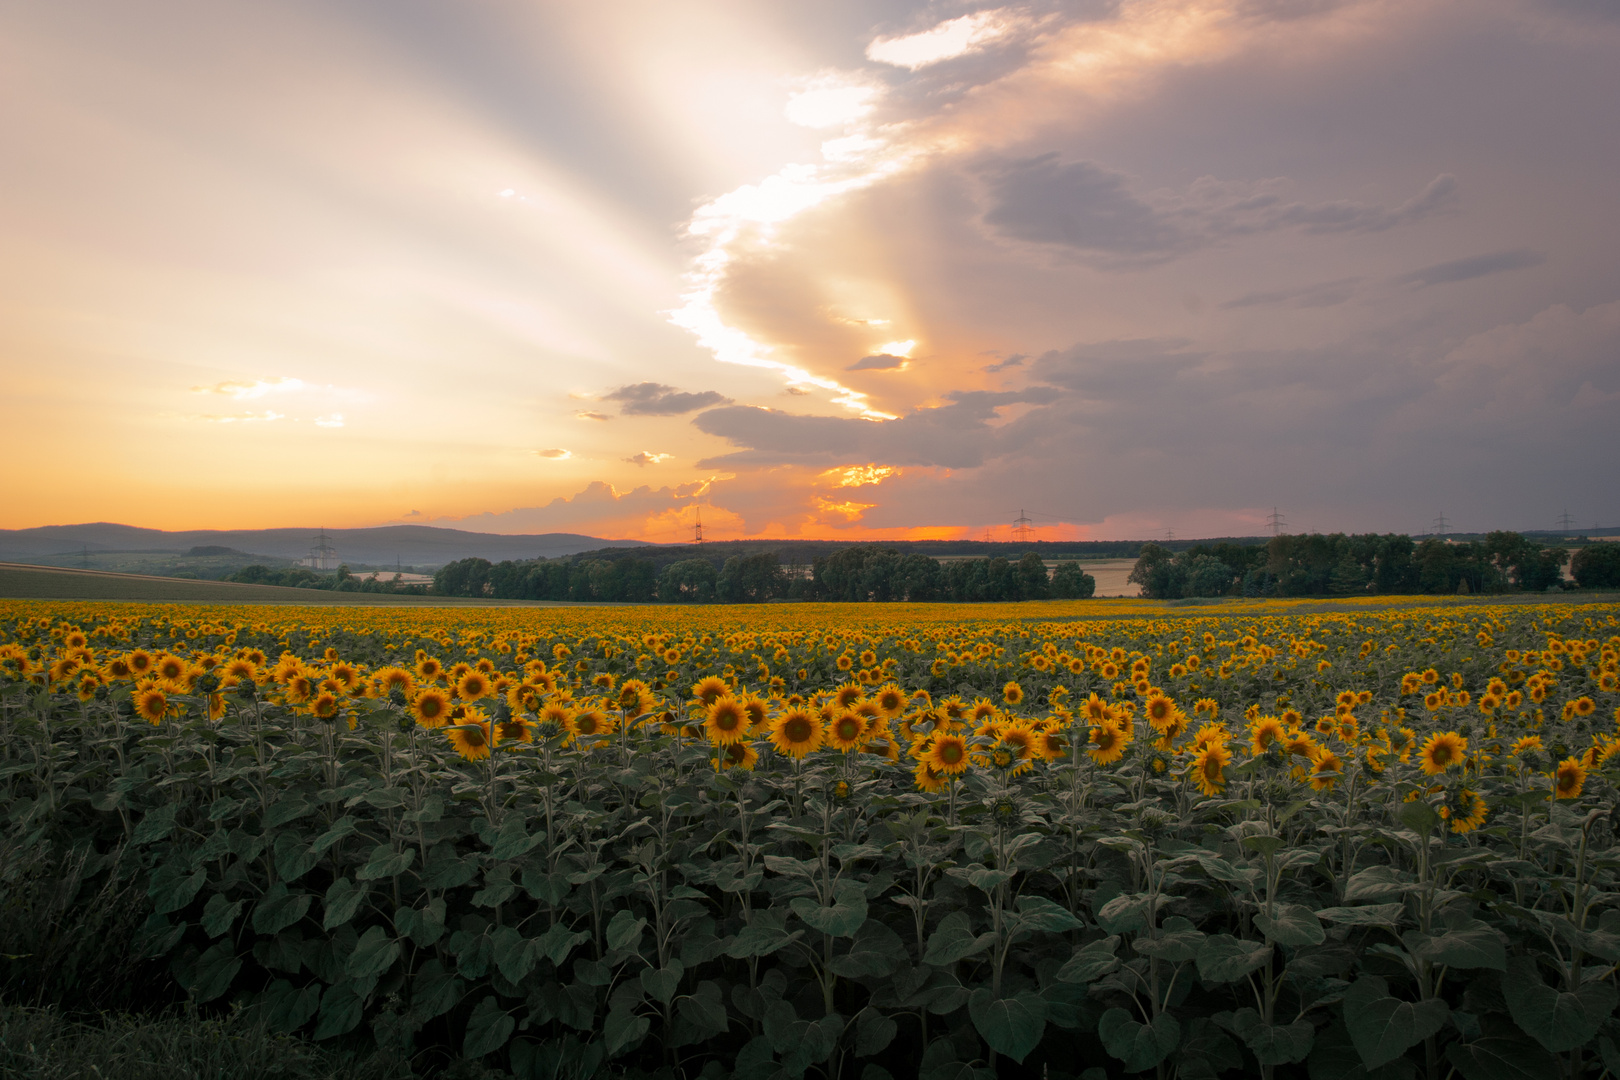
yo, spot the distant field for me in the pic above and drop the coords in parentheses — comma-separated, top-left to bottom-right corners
(0, 563, 572, 605)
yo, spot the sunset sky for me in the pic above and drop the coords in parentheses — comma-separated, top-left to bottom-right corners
(4, 1, 1616, 542)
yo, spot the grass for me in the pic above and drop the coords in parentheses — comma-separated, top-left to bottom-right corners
(0, 564, 571, 606)
(0, 1003, 407, 1080)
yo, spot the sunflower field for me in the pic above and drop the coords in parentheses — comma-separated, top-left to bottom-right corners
(2, 597, 1619, 1080)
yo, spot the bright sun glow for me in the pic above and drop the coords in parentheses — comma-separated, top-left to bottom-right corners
(874, 339, 916, 358)
(866, 10, 1018, 71)
(823, 464, 899, 488)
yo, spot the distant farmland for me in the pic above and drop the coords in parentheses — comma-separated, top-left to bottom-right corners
(0, 563, 573, 605)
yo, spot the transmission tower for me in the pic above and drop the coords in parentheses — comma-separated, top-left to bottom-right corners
(1557, 509, 1575, 532)
(1431, 511, 1450, 537)
(1164, 527, 1176, 542)
(982, 527, 993, 544)
(692, 507, 704, 544)
(1011, 509, 1034, 544)
(1266, 507, 1287, 536)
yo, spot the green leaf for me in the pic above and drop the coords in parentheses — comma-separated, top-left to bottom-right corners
(1418, 920, 1505, 971)
(1096, 892, 1152, 934)
(678, 980, 728, 1035)
(923, 911, 994, 966)
(605, 1005, 651, 1058)
(1056, 935, 1121, 984)
(856, 1008, 898, 1056)
(1396, 800, 1439, 835)
(355, 843, 414, 881)
(491, 926, 535, 984)
(312, 982, 363, 1041)
(1342, 975, 1449, 1069)
(407, 959, 462, 1023)
(1242, 835, 1285, 857)
(133, 804, 179, 844)
(640, 960, 684, 1004)
(1316, 904, 1406, 926)
(1014, 894, 1084, 933)
(345, 925, 401, 980)
(464, 995, 516, 1058)
(264, 797, 315, 828)
(1215, 1007, 1314, 1065)
(533, 921, 591, 968)
(200, 893, 243, 938)
(1178, 1016, 1244, 1080)
(310, 815, 357, 854)
(273, 832, 318, 883)
(149, 864, 206, 915)
(322, 877, 366, 930)
(1344, 866, 1415, 904)
(395, 897, 446, 947)
(423, 846, 476, 889)
(968, 988, 1047, 1064)
(261, 979, 321, 1033)
(605, 909, 647, 953)
(488, 816, 543, 861)
(726, 909, 802, 958)
(188, 940, 241, 1003)
(1253, 903, 1325, 948)
(521, 867, 571, 906)
(791, 880, 869, 938)
(252, 882, 312, 935)
(1098, 1007, 1180, 1072)
(1196, 934, 1272, 983)
(1501, 953, 1617, 1053)
(828, 918, 907, 978)
(1445, 1035, 1558, 1080)
(1134, 916, 1205, 962)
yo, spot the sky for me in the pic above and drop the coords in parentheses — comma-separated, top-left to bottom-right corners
(2, 0, 1616, 542)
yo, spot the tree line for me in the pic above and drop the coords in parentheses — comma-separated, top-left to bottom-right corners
(430, 546, 1097, 603)
(1127, 531, 1620, 599)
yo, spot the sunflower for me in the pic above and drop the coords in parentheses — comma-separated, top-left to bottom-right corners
(310, 692, 342, 722)
(827, 710, 867, 753)
(617, 679, 657, 716)
(1571, 696, 1597, 718)
(412, 688, 453, 729)
(127, 649, 155, 676)
(769, 709, 823, 759)
(447, 714, 498, 761)
(969, 698, 1000, 725)
(564, 709, 614, 743)
(835, 654, 854, 672)
(1335, 690, 1358, 709)
(1554, 757, 1587, 799)
(874, 683, 907, 718)
(1144, 695, 1182, 733)
(1033, 725, 1067, 761)
(1088, 720, 1128, 765)
(1509, 735, 1543, 757)
(1249, 716, 1286, 755)
(1191, 741, 1230, 797)
(923, 732, 971, 775)
(496, 717, 535, 744)
(1444, 788, 1488, 834)
(537, 702, 572, 734)
(133, 687, 169, 725)
(1419, 731, 1467, 775)
(690, 676, 729, 707)
(456, 670, 493, 701)
(416, 656, 443, 681)
(704, 695, 749, 746)
(716, 740, 758, 771)
(1309, 749, 1342, 792)
(1002, 681, 1025, 707)
(1080, 693, 1110, 724)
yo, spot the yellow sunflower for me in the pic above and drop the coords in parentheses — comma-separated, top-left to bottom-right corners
(1192, 741, 1230, 797)
(1419, 731, 1467, 775)
(133, 687, 169, 725)
(923, 732, 971, 775)
(1309, 748, 1342, 792)
(412, 688, 453, 729)
(1554, 757, 1587, 800)
(716, 740, 758, 771)
(704, 695, 749, 746)
(456, 670, 493, 701)
(690, 676, 729, 707)
(1088, 720, 1128, 765)
(447, 714, 497, 761)
(769, 709, 824, 759)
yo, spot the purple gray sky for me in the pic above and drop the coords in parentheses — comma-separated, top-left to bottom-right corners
(3, 0, 1615, 540)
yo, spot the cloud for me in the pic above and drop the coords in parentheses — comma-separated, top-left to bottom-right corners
(847, 353, 907, 371)
(1222, 278, 1362, 309)
(191, 377, 306, 400)
(866, 10, 1021, 71)
(533, 448, 571, 459)
(783, 386, 811, 396)
(1397, 249, 1544, 287)
(984, 354, 1026, 372)
(626, 451, 672, 466)
(602, 382, 732, 415)
(313, 414, 344, 428)
(574, 411, 612, 422)
(980, 158, 1458, 262)
(201, 410, 285, 424)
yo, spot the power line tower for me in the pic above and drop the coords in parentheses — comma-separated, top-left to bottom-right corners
(981, 527, 993, 544)
(1557, 509, 1575, 532)
(692, 507, 704, 544)
(1164, 527, 1176, 542)
(80, 545, 91, 569)
(1011, 509, 1034, 544)
(1431, 511, 1450, 537)
(1266, 507, 1287, 536)
(307, 528, 338, 570)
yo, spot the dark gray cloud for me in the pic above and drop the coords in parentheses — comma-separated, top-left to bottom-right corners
(981, 154, 1190, 258)
(1396, 248, 1544, 287)
(691, 390, 1039, 469)
(979, 155, 1457, 263)
(846, 353, 907, 371)
(602, 382, 732, 415)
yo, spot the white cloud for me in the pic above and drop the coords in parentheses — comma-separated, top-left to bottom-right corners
(203, 410, 285, 423)
(533, 447, 572, 459)
(314, 414, 344, 428)
(626, 451, 673, 466)
(192, 377, 306, 400)
(784, 77, 879, 129)
(866, 10, 1019, 71)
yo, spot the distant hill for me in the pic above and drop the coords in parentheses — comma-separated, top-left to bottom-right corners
(0, 523, 649, 569)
